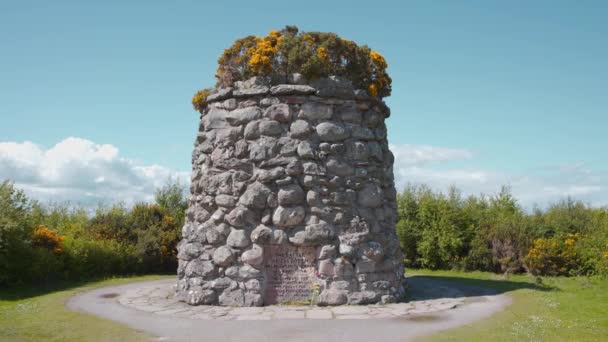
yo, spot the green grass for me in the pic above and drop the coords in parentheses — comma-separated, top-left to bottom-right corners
(411, 269, 608, 342)
(0, 275, 172, 341)
(1, 271, 607, 341)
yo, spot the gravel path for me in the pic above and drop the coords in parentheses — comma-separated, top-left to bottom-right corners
(67, 276, 511, 342)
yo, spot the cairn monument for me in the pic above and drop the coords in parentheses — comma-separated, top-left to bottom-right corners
(176, 27, 405, 306)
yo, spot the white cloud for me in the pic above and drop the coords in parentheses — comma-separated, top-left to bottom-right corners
(389, 144, 607, 209)
(0, 138, 605, 210)
(0, 137, 189, 207)
(390, 144, 473, 167)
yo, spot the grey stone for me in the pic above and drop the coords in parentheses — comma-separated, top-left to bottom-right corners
(270, 84, 316, 95)
(311, 76, 355, 99)
(260, 97, 280, 107)
(351, 126, 375, 140)
(233, 87, 269, 97)
(318, 245, 337, 259)
(318, 259, 334, 276)
(238, 265, 262, 279)
(213, 246, 235, 266)
(177, 242, 204, 261)
(271, 229, 287, 244)
(277, 184, 305, 206)
(244, 278, 261, 292)
(303, 162, 325, 176)
(219, 288, 245, 306)
(225, 107, 262, 126)
(259, 120, 283, 136)
(289, 120, 313, 139)
(206, 87, 232, 102)
(206, 228, 224, 245)
(318, 289, 348, 306)
(278, 137, 298, 156)
(333, 258, 355, 279)
(244, 121, 260, 139)
(272, 206, 306, 227)
(339, 244, 355, 257)
(375, 126, 387, 139)
(290, 223, 335, 246)
(241, 244, 263, 267)
(355, 257, 376, 273)
(357, 183, 383, 208)
(316, 122, 349, 142)
(297, 141, 315, 159)
(264, 103, 292, 122)
(299, 102, 333, 121)
(185, 259, 216, 279)
(238, 76, 270, 88)
(339, 106, 362, 123)
(222, 98, 238, 110)
(202, 108, 230, 130)
(215, 223, 231, 236)
(348, 291, 380, 305)
(244, 293, 264, 306)
(255, 167, 284, 183)
(227, 229, 250, 248)
(250, 224, 273, 243)
(326, 158, 353, 177)
(234, 140, 249, 158)
(187, 289, 217, 305)
(211, 277, 233, 290)
(225, 206, 258, 228)
(239, 182, 271, 209)
(215, 194, 236, 208)
(285, 160, 303, 176)
(347, 141, 369, 160)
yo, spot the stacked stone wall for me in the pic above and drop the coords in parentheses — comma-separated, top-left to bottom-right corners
(176, 75, 405, 306)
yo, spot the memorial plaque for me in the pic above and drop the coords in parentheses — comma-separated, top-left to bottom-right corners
(264, 245, 317, 304)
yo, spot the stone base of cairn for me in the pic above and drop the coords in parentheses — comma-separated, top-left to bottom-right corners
(176, 75, 405, 306)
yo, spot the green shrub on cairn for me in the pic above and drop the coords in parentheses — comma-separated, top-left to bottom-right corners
(193, 26, 391, 111)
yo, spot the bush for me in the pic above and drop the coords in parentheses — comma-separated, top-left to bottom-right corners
(32, 225, 64, 254)
(192, 88, 211, 112)
(525, 234, 581, 276)
(395, 183, 608, 277)
(0, 178, 187, 286)
(193, 26, 393, 112)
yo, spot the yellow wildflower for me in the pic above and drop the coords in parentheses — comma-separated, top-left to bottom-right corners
(317, 47, 329, 62)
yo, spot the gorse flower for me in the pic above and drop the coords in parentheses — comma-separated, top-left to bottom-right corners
(316, 46, 329, 62)
(192, 88, 211, 112)
(191, 25, 393, 112)
(32, 225, 64, 254)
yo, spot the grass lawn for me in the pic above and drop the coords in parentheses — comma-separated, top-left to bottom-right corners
(0, 275, 172, 341)
(1, 271, 607, 341)
(412, 270, 608, 342)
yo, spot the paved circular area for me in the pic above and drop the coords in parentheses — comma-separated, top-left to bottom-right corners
(67, 276, 511, 342)
(117, 279, 464, 320)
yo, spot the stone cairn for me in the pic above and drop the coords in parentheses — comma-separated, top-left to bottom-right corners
(176, 75, 405, 306)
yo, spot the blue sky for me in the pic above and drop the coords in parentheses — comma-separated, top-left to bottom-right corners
(1, 0, 607, 208)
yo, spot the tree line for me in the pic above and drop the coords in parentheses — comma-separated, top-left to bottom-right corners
(1, 180, 607, 287)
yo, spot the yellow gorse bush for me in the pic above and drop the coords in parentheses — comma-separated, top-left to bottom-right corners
(192, 88, 211, 112)
(193, 26, 392, 112)
(248, 30, 282, 75)
(32, 225, 64, 254)
(525, 233, 582, 276)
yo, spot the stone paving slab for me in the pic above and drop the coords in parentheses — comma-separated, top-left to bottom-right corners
(67, 277, 512, 342)
(115, 279, 466, 321)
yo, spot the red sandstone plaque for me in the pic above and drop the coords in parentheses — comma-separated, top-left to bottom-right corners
(264, 245, 316, 304)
